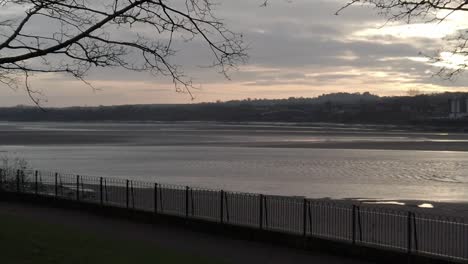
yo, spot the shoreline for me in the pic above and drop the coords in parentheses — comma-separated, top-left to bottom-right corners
(248, 141, 468, 152)
(1, 119, 467, 133)
(344, 198, 468, 218)
(4, 141, 468, 152)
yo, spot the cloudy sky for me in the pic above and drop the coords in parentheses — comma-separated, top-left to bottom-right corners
(1, 0, 468, 106)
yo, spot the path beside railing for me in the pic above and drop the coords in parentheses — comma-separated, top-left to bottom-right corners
(0, 201, 373, 264)
(0, 169, 466, 263)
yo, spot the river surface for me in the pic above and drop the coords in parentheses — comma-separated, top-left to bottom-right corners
(1, 122, 468, 201)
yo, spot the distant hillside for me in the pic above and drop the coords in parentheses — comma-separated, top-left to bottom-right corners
(0, 92, 465, 125)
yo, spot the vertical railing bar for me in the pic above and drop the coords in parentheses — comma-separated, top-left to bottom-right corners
(303, 198, 307, 237)
(225, 192, 230, 223)
(154, 183, 158, 214)
(352, 205, 356, 244)
(39, 172, 43, 193)
(412, 212, 418, 252)
(220, 190, 224, 224)
(81, 178, 85, 200)
(126, 180, 129, 209)
(100, 177, 103, 206)
(54, 173, 58, 197)
(59, 175, 63, 196)
(159, 185, 164, 212)
(185, 186, 190, 219)
(104, 178, 108, 202)
(76, 175, 80, 201)
(407, 211, 412, 254)
(190, 188, 194, 217)
(34, 170, 38, 195)
(259, 194, 264, 230)
(357, 206, 363, 242)
(308, 201, 313, 236)
(264, 195, 269, 229)
(130, 181, 135, 209)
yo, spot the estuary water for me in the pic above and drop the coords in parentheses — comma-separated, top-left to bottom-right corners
(1, 121, 468, 201)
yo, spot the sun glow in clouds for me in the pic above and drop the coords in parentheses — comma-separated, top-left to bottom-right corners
(353, 9, 468, 40)
(351, 9, 468, 76)
(435, 52, 468, 69)
(354, 23, 458, 39)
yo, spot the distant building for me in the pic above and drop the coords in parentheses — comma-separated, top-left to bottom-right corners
(449, 97, 468, 119)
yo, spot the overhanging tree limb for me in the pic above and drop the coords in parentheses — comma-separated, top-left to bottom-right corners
(0, 0, 248, 103)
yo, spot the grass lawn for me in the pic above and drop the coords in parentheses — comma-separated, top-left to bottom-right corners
(0, 213, 223, 264)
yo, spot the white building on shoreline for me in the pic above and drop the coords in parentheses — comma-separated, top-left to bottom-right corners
(449, 97, 468, 119)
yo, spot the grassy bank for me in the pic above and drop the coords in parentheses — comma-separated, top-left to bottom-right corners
(0, 213, 222, 264)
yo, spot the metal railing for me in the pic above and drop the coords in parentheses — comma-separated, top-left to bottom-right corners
(0, 168, 466, 262)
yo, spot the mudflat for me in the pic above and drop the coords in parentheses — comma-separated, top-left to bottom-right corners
(1, 121, 468, 151)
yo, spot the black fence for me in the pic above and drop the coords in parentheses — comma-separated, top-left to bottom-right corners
(0, 169, 467, 262)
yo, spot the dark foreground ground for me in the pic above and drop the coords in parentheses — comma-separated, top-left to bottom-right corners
(0, 213, 219, 264)
(0, 201, 372, 264)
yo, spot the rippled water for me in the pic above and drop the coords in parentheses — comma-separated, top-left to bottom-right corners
(2, 145, 468, 201)
(1, 122, 468, 201)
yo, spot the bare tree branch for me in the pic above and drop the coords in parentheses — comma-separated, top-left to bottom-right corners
(0, 0, 248, 103)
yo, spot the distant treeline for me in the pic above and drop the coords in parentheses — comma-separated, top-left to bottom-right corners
(0, 92, 465, 125)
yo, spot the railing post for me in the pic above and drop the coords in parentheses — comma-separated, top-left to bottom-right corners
(259, 194, 264, 230)
(76, 175, 80, 201)
(412, 213, 418, 252)
(264, 196, 268, 229)
(220, 190, 224, 224)
(34, 170, 38, 195)
(185, 186, 189, 219)
(104, 179, 108, 202)
(303, 198, 307, 237)
(100, 177, 103, 206)
(407, 211, 412, 254)
(357, 206, 362, 242)
(308, 201, 312, 236)
(16, 169, 20, 193)
(54, 173, 58, 197)
(130, 181, 135, 209)
(352, 205, 356, 244)
(225, 192, 230, 223)
(154, 183, 158, 214)
(126, 180, 129, 209)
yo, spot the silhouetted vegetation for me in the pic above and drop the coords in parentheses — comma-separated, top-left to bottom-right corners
(0, 92, 464, 125)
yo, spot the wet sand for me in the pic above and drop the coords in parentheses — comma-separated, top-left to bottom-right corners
(2, 121, 468, 151)
(350, 199, 468, 219)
